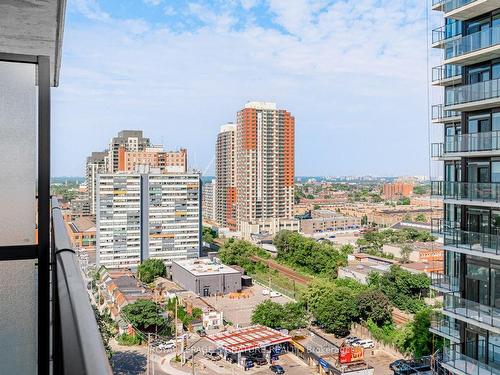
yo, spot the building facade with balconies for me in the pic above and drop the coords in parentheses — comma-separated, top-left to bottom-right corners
(431, 1, 500, 374)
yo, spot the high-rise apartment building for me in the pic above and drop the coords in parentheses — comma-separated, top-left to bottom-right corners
(108, 130, 150, 173)
(120, 146, 187, 174)
(430, 2, 500, 373)
(85, 151, 108, 215)
(215, 123, 237, 229)
(96, 173, 201, 268)
(235, 102, 297, 237)
(202, 179, 217, 222)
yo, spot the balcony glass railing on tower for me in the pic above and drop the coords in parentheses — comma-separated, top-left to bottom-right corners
(441, 226, 500, 256)
(445, 25, 500, 61)
(430, 315, 461, 340)
(441, 341, 500, 375)
(446, 78, 500, 108)
(444, 294, 500, 329)
(432, 65, 462, 83)
(432, 21, 461, 45)
(439, 131, 500, 154)
(430, 272, 460, 292)
(431, 181, 500, 203)
(432, 104, 461, 121)
(443, 0, 483, 13)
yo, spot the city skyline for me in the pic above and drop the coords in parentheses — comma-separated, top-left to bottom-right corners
(52, 0, 432, 178)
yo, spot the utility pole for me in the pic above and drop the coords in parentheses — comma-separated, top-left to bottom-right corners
(147, 333, 151, 375)
(175, 298, 178, 358)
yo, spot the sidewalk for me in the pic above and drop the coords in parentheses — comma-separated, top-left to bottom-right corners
(159, 353, 191, 375)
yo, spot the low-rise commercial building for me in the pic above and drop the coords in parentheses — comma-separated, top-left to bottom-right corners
(300, 210, 361, 234)
(171, 258, 242, 296)
(66, 216, 96, 249)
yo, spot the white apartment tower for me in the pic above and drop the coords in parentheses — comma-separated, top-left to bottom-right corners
(96, 173, 201, 268)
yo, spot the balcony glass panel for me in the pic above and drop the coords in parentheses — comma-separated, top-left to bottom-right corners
(431, 143, 444, 158)
(433, 21, 462, 44)
(445, 25, 500, 61)
(433, 65, 462, 82)
(431, 181, 500, 203)
(431, 315, 460, 340)
(444, 227, 500, 256)
(430, 272, 460, 292)
(444, 294, 500, 328)
(444, 0, 483, 14)
(444, 131, 500, 153)
(0, 61, 36, 246)
(0, 259, 37, 374)
(442, 343, 500, 375)
(447, 78, 500, 107)
(432, 104, 461, 120)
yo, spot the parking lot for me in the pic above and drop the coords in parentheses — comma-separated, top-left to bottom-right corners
(202, 284, 292, 326)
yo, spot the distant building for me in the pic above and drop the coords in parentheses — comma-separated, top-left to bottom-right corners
(66, 216, 96, 250)
(171, 258, 242, 296)
(215, 123, 237, 229)
(300, 210, 361, 235)
(202, 179, 216, 222)
(120, 146, 187, 174)
(108, 130, 150, 173)
(85, 151, 108, 215)
(382, 182, 413, 200)
(236, 102, 295, 234)
(96, 173, 201, 268)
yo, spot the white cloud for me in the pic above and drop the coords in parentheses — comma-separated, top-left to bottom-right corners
(143, 0, 162, 5)
(54, 0, 434, 177)
(164, 5, 176, 16)
(240, 0, 260, 10)
(72, 0, 110, 21)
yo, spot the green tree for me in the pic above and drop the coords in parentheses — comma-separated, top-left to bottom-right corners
(367, 266, 430, 313)
(122, 299, 172, 335)
(400, 244, 413, 264)
(137, 258, 166, 283)
(405, 308, 442, 357)
(310, 286, 358, 336)
(414, 214, 427, 223)
(251, 300, 308, 330)
(218, 238, 270, 274)
(356, 289, 392, 326)
(202, 226, 218, 243)
(273, 230, 348, 278)
(398, 197, 411, 205)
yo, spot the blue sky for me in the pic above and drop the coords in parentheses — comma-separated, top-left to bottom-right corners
(53, 0, 437, 177)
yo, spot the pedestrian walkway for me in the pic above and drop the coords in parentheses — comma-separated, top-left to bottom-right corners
(159, 353, 191, 375)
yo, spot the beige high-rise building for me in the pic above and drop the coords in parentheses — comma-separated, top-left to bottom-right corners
(215, 123, 237, 230)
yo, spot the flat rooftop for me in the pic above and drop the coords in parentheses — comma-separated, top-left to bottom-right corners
(173, 258, 241, 276)
(207, 325, 291, 354)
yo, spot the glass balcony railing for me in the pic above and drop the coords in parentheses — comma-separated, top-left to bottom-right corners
(432, 104, 461, 121)
(446, 77, 500, 108)
(432, 64, 462, 83)
(433, 0, 445, 6)
(431, 143, 444, 158)
(441, 131, 500, 154)
(444, 25, 500, 61)
(442, 226, 500, 257)
(444, 293, 500, 329)
(432, 22, 462, 45)
(430, 272, 460, 292)
(442, 342, 500, 375)
(431, 181, 500, 203)
(430, 315, 461, 340)
(443, 0, 479, 13)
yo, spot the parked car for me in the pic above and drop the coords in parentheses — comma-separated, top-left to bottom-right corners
(389, 360, 407, 372)
(270, 291, 282, 298)
(262, 289, 270, 296)
(157, 341, 176, 350)
(344, 336, 359, 345)
(204, 351, 221, 361)
(270, 365, 285, 374)
(352, 339, 375, 349)
(254, 357, 268, 366)
(197, 329, 206, 337)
